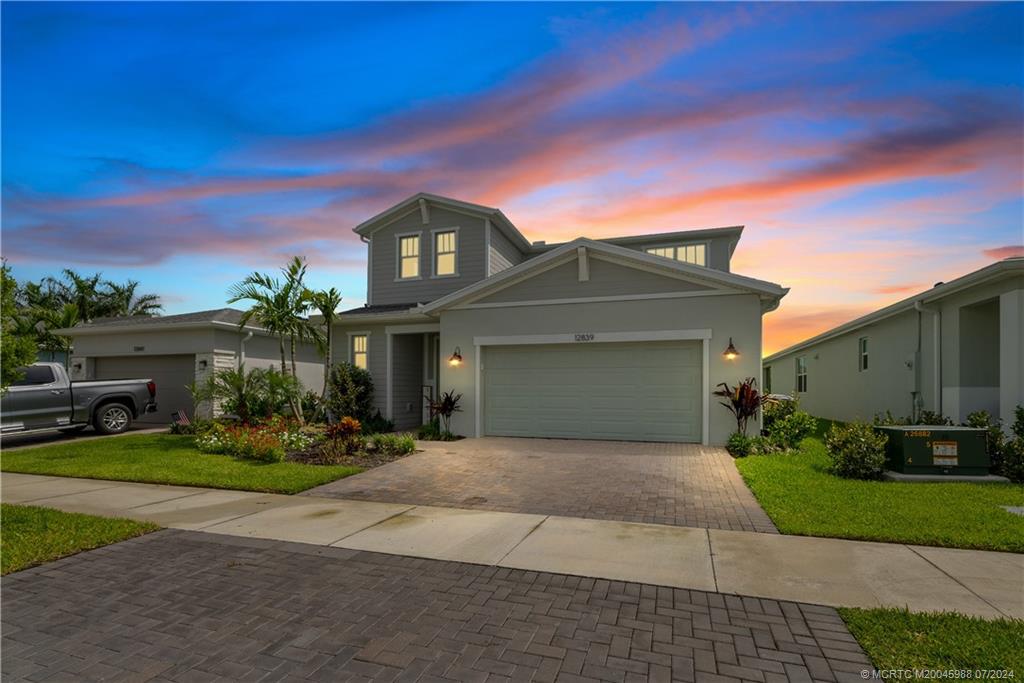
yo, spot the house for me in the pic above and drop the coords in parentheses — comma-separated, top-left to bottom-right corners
(332, 193, 788, 445)
(763, 258, 1024, 430)
(58, 308, 324, 423)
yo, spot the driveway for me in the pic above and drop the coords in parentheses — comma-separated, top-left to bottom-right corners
(306, 437, 778, 533)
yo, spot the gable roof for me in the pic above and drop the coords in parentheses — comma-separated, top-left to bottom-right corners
(352, 192, 533, 253)
(420, 237, 788, 314)
(764, 257, 1024, 362)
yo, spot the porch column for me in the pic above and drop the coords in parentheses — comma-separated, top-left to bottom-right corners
(1000, 289, 1023, 432)
(385, 332, 393, 421)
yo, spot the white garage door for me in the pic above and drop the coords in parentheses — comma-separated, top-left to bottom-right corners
(483, 341, 702, 442)
(93, 355, 196, 424)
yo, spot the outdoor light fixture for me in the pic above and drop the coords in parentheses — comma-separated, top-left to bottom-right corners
(723, 338, 739, 360)
(448, 347, 463, 367)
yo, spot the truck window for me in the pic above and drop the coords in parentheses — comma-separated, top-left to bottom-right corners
(11, 366, 56, 386)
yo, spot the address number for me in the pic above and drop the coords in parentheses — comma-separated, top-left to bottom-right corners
(574, 333, 595, 342)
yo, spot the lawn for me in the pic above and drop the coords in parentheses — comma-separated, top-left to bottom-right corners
(1, 434, 363, 494)
(736, 438, 1024, 552)
(841, 607, 1024, 672)
(1, 504, 159, 575)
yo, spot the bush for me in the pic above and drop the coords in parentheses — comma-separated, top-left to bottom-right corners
(825, 421, 888, 480)
(964, 410, 1005, 473)
(418, 418, 442, 440)
(726, 432, 752, 457)
(1014, 405, 1024, 440)
(325, 362, 374, 422)
(194, 417, 312, 463)
(362, 410, 393, 435)
(194, 365, 302, 423)
(749, 435, 780, 456)
(425, 390, 462, 438)
(762, 397, 796, 435)
(917, 410, 953, 426)
(372, 433, 416, 456)
(768, 410, 818, 451)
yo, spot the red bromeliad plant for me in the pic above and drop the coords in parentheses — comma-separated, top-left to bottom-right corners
(713, 378, 766, 436)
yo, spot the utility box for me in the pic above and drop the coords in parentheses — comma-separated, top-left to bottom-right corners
(875, 426, 990, 476)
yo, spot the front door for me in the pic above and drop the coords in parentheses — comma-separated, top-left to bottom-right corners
(422, 333, 439, 423)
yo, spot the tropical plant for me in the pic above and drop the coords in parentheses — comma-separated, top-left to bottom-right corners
(824, 421, 888, 480)
(371, 433, 416, 456)
(325, 362, 375, 423)
(104, 280, 162, 317)
(195, 365, 301, 424)
(426, 390, 462, 438)
(34, 303, 79, 364)
(308, 287, 343, 403)
(713, 378, 765, 436)
(22, 269, 162, 322)
(1, 263, 37, 390)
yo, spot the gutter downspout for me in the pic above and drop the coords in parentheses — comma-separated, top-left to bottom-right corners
(914, 301, 941, 419)
(239, 330, 254, 367)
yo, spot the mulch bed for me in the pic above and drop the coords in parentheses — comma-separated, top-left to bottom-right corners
(286, 448, 416, 469)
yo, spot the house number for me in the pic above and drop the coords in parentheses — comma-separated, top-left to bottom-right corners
(574, 333, 595, 342)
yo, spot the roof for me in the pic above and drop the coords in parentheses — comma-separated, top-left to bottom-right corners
(338, 302, 423, 316)
(536, 225, 745, 257)
(54, 308, 267, 335)
(764, 257, 1024, 362)
(420, 237, 788, 314)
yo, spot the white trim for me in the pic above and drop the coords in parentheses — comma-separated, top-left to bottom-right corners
(642, 240, 710, 268)
(429, 226, 460, 278)
(702, 339, 710, 446)
(474, 344, 482, 438)
(55, 320, 274, 337)
(418, 197, 430, 224)
(385, 333, 393, 420)
(366, 237, 373, 304)
(473, 329, 712, 347)
(384, 323, 440, 334)
(484, 218, 492, 277)
(455, 289, 737, 310)
(346, 330, 371, 368)
(394, 230, 423, 281)
(577, 246, 589, 282)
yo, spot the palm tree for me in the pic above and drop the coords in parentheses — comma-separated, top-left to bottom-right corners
(44, 270, 104, 321)
(35, 303, 79, 367)
(308, 287, 343, 401)
(104, 280, 162, 317)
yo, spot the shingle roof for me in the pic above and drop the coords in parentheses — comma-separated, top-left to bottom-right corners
(77, 308, 247, 329)
(338, 302, 423, 316)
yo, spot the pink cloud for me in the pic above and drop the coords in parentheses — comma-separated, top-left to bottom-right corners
(983, 245, 1024, 260)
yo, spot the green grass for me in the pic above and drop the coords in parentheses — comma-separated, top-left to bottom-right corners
(1, 434, 363, 494)
(1, 504, 159, 575)
(736, 438, 1024, 552)
(841, 607, 1024, 671)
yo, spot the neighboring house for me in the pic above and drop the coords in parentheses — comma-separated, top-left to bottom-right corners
(332, 193, 788, 445)
(763, 258, 1024, 430)
(56, 308, 324, 423)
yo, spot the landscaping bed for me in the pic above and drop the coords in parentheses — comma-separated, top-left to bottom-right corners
(1, 503, 159, 575)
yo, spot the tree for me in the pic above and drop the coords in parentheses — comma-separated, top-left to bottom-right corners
(104, 280, 162, 317)
(35, 304, 79, 366)
(1, 263, 38, 390)
(308, 287, 343, 402)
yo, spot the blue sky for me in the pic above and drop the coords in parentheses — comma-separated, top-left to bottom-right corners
(3, 2, 1022, 351)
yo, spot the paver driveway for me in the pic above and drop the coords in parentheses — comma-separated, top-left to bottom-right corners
(2, 530, 871, 682)
(306, 437, 777, 533)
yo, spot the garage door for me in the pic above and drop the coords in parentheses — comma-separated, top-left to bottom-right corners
(484, 341, 702, 442)
(93, 355, 196, 424)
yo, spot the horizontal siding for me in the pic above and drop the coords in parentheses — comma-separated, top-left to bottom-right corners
(488, 225, 525, 276)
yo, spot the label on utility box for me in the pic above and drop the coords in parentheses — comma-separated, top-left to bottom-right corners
(932, 441, 958, 466)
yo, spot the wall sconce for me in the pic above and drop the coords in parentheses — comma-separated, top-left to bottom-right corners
(723, 338, 739, 360)
(448, 347, 463, 367)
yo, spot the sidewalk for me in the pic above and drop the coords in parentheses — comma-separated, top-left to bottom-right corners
(3, 472, 1021, 620)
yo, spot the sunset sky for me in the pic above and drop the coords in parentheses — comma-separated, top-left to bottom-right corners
(3, 2, 1022, 355)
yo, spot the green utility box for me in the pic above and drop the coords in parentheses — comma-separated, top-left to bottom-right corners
(875, 426, 990, 476)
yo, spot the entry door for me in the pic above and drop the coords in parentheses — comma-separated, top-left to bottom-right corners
(483, 341, 702, 442)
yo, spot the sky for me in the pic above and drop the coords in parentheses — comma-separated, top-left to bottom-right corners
(2, 2, 1022, 355)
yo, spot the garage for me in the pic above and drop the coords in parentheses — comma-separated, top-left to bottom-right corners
(94, 355, 195, 424)
(483, 341, 702, 442)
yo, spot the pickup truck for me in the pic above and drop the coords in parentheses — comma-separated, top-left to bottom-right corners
(1, 363, 158, 436)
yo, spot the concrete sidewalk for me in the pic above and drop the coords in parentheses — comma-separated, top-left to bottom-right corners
(3, 472, 1021, 620)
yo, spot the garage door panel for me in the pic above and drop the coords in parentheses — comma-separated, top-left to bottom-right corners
(93, 354, 195, 424)
(484, 341, 701, 443)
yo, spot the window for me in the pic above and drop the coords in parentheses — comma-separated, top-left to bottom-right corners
(644, 243, 706, 266)
(351, 335, 368, 370)
(764, 366, 772, 393)
(796, 356, 807, 393)
(398, 235, 420, 279)
(858, 337, 869, 371)
(434, 230, 457, 276)
(11, 365, 56, 387)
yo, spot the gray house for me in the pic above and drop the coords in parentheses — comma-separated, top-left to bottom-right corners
(333, 193, 788, 445)
(59, 309, 324, 423)
(763, 258, 1024, 430)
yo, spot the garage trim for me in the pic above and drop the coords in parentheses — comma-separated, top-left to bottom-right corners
(473, 329, 711, 444)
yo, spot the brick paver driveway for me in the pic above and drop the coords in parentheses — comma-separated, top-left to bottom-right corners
(2, 530, 871, 682)
(306, 437, 777, 533)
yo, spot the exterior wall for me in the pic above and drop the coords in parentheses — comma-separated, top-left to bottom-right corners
(368, 206, 488, 305)
(488, 223, 526, 276)
(330, 323, 389, 416)
(439, 293, 764, 446)
(617, 234, 735, 272)
(476, 257, 712, 304)
(70, 328, 218, 358)
(391, 333, 424, 430)
(1000, 288, 1024, 431)
(214, 330, 324, 394)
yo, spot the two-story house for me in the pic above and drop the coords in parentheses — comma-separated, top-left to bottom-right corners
(333, 193, 788, 445)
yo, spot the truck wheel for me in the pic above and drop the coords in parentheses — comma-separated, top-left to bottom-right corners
(94, 403, 132, 435)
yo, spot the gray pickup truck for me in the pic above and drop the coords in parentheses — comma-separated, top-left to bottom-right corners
(1, 363, 158, 436)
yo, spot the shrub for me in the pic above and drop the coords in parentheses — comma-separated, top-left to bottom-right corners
(1014, 405, 1024, 440)
(1001, 438, 1024, 484)
(362, 410, 394, 435)
(873, 410, 906, 426)
(418, 418, 442, 440)
(194, 365, 301, 423)
(726, 432, 752, 457)
(426, 390, 462, 437)
(917, 410, 953, 426)
(964, 410, 1005, 473)
(768, 410, 818, 451)
(748, 435, 779, 456)
(762, 397, 796, 435)
(713, 378, 766, 436)
(825, 421, 888, 480)
(194, 418, 312, 463)
(301, 390, 325, 424)
(372, 433, 416, 456)
(325, 362, 374, 422)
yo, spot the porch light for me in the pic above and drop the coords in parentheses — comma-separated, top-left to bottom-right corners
(723, 338, 739, 360)
(448, 347, 463, 367)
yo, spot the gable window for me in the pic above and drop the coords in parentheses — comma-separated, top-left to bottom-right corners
(858, 337, 869, 371)
(764, 366, 772, 393)
(351, 334, 368, 370)
(434, 230, 457, 276)
(796, 356, 807, 393)
(645, 243, 706, 267)
(398, 235, 420, 279)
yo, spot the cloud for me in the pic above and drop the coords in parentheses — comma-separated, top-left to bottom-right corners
(983, 245, 1024, 260)
(874, 283, 925, 295)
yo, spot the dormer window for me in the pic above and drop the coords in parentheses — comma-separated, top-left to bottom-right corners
(434, 230, 457, 276)
(398, 234, 420, 279)
(645, 243, 706, 267)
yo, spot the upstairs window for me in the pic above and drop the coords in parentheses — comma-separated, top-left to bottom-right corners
(858, 337, 869, 371)
(645, 243, 706, 266)
(796, 356, 807, 393)
(351, 334, 368, 370)
(434, 230, 457, 276)
(398, 234, 420, 279)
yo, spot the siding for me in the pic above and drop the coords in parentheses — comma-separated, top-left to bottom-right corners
(488, 223, 526, 276)
(331, 323, 389, 416)
(369, 206, 488, 305)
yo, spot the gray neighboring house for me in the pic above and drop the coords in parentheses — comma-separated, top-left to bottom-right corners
(763, 258, 1024, 430)
(58, 308, 324, 423)
(332, 193, 788, 445)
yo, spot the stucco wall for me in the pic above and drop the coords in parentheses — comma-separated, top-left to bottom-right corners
(215, 330, 324, 394)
